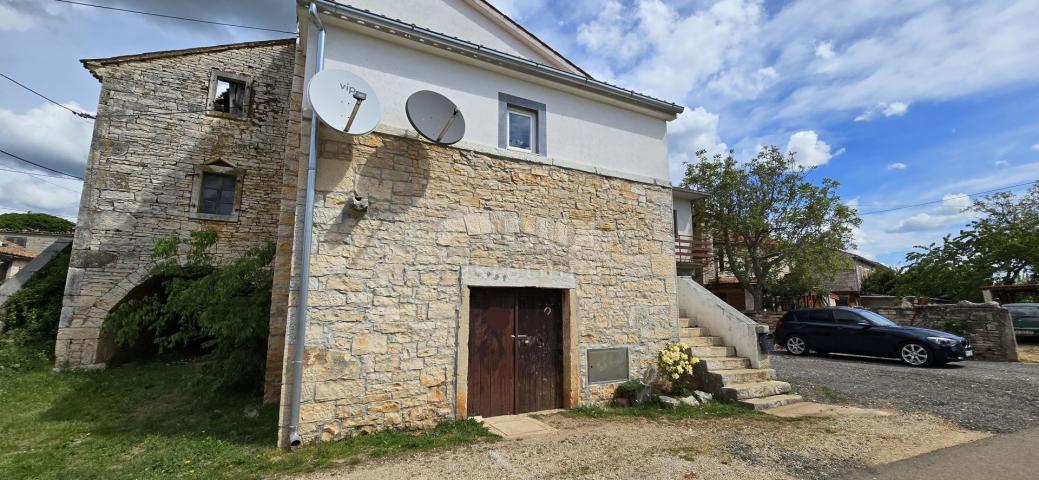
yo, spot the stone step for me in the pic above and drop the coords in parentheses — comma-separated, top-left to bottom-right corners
(690, 345, 736, 358)
(680, 317, 696, 328)
(681, 335, 723, 347)
(739, 394, 804, 411)
(678, 327, 705, 337)
(712, 368, 775, 384)
(699, 356, 750, 370)
(721, 380, 792, 401)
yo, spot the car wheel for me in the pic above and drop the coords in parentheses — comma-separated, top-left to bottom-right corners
(785, 335, 808, 356)
(899, 342, 934, 367)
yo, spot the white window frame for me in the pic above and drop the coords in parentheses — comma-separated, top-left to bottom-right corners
(506, 106, 537, 153)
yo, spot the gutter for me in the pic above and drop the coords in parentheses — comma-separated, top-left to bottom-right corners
(286, 2, 325, 449)
(301, 0, 685, 117)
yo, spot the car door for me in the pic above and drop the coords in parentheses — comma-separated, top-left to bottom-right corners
(831, 310, 870, 354)
(804, 309, 837, 352)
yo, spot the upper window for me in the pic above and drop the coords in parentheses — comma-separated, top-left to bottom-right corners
(208, 70, 251, 118)
(198, 173, 237, 215)
(507, 107, 536, 152)
(498, 93, 546, 155)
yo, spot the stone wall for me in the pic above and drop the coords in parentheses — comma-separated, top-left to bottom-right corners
(746, 311, 783, 332)
(273, 122, 679, 444)
(907, 303, 1018, 362)
(55, 40, 296, 369)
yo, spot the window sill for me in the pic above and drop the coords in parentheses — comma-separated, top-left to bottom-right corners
(205, 110, 248, 121)
(188, 211, 239, 223)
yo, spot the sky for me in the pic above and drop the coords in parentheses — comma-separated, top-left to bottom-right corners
(1, 0, 1038, 267)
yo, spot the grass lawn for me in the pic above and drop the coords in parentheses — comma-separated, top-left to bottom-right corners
(0, 357, 496, 480)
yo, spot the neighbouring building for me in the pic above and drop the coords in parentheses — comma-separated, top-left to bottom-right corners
(0, 242, 34, 283)
(55, 39, 297, 368)
(0, 230, 73, 284)
(58, 0, 798, 448)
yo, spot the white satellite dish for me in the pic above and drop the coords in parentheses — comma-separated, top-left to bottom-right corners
(405, 90, 466, 145)
(307, 69, 381, 135)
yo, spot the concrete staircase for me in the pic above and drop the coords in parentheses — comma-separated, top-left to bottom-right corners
(681, 317, 802, 410)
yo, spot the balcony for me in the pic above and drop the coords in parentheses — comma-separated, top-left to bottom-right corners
(675, 235, 712, 264)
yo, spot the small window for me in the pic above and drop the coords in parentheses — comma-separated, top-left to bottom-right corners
(208, 70, 250, 118)
(498, 93, 546, 155)
(198, 173, 237, 215)
(833, 310, 863, 325)
(507, 107, 536, 152)
(808, 310, 834, 323)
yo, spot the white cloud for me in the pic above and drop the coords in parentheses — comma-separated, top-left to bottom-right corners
(0, 102, 93, 176)
(707, 66, 779, 100)
(667, 106, 728, 184)
(854, 101, 910, 122)
(1032, 144, 1039, 151)
(575, 1, 650, 62)
(0, 3, 32, 31)
(785, 130, 835, 167)
(884, 194, 972, 233)
(814, 41, 835, 59)
(0, 102, 91, 218)
(886, 162, 907, 170)
(995, 160, 1009, 166)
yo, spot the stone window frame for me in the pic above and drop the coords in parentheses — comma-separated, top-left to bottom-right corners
(498, 93, 547, 155)
(187, 163, 245, 222)
(206, 69, 252, 120)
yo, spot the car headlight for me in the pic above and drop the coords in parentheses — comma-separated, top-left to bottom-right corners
(927, 336, 957, 346)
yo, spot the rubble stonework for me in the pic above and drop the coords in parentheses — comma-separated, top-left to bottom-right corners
(55, 40, 297, 368)
(910, 303, 1019, 361)
(272, 123, 680, 444)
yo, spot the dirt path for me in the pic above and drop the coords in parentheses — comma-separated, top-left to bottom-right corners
(300, 410, 987, 480)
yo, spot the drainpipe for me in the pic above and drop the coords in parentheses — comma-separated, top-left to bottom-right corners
(287, 2, 325, 449)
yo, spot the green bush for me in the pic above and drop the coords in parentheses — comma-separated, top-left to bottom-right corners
(105, 230, 275, 392)
(0, 247, 71, 373)
(0, 212, 74, 232)
(615, 379, 646, 402)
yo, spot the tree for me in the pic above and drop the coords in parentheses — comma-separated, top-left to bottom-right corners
(860, 267, 898, 295)
(682, 146, 861, 311)
(896, 183, 1039, 301)
(0, 212, 75, 233)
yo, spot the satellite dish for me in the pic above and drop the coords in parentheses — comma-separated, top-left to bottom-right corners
(307, 69, 381, 135)
(405, 90, 466, 145)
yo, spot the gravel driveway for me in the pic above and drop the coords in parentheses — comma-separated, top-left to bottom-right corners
(772, 353, 1039, 433)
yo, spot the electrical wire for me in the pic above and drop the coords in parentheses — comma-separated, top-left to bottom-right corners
(0, 165, 81, 180)
(52, 0, 298, 35)
(0, 72, 95, 119)
(0, 148, 84, 180)
(859, 180, 1037, 215)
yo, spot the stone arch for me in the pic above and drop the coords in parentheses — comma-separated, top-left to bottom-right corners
(83, 262, 156, 328)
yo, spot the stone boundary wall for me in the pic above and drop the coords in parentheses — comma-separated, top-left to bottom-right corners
(906, 303, 1018, 362)
(746, 311, 783, 332)
(56, 40, 296, 369)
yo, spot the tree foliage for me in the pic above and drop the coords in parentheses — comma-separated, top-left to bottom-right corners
(0, 212, 75, 233)
(860, 267, 899, 295)
(0, 247, 71, 372)
(682, 147, 860, 310)
(895, 183, 1039, 301)
(105, 230, 275, 391)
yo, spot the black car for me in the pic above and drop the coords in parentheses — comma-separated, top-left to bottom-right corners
(773, 307, 972, 367)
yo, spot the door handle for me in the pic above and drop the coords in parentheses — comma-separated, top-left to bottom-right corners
(512, 334, 531, 345)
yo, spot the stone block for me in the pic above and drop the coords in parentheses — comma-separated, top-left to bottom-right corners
(352, 334, 388, 354)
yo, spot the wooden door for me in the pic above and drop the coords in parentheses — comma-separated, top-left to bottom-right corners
(467, 288, 563, 417)
(515, 289, 563, 413)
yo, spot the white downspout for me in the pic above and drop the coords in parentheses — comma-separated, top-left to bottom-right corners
(287, 2, 324, 448)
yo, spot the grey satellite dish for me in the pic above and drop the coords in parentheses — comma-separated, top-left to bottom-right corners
(307, 69, 381, 135)
(405, 90, 466, 145)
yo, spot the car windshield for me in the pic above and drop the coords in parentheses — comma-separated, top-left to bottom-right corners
(858, 310, 899, 327)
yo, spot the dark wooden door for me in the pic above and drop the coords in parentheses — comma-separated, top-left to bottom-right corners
(515, 289, 563, 413)
(468, 288, 563, 417)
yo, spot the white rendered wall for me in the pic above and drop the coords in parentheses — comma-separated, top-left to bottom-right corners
(673, 198, 693, 237)
(305, 22, 671, 183)
(342, 0, 554, 64)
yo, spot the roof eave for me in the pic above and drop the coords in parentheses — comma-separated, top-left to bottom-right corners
(306, 0, 684, 117)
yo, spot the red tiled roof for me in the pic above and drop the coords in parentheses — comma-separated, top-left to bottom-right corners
(0, 244, 35, 260)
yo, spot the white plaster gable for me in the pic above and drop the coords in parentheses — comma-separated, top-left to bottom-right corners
(340, 0, 584, 74)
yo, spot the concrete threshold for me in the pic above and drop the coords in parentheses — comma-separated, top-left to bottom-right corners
(475, 412, 558, 439)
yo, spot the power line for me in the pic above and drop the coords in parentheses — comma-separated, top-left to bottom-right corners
(0, 165, 80, 180)
(859, 180, 1037, 215)
(0, 72, 95, 119)
(0, 148, 84, 180)
(53, 0, 298, 35)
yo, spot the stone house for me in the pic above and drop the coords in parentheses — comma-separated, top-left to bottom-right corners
(59, 0, 795, 447)
(0, 243, 35, 283)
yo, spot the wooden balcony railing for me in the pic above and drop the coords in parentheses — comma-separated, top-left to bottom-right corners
(675, 235, 712, 264)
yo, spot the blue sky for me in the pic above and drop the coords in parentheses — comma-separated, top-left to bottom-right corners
(1, 0, 1038, 266)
